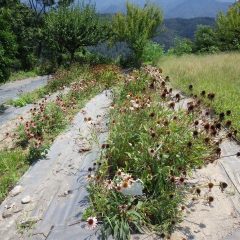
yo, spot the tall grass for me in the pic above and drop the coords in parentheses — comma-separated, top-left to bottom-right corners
(159, 52, 240, 139)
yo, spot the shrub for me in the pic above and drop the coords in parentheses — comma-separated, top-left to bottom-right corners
(142, 41, 164, 65)
(168, 38, 193, 56)
(112, 3, 163, 67)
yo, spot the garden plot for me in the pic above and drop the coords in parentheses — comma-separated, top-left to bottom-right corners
(0, 87, 70, 150)
(0, 90, 112, 240)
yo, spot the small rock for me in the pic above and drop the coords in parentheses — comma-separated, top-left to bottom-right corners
(21, 196, 31, 204)
(5, 202, 15, 209)
(2, 210, 12, 218)
(10, 185, 23, 197)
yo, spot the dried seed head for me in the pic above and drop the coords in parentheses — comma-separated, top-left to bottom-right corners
(220, 182, 228, 192)
(208, 183, 214, 189)
(187, 141, 193, 148)
(225, 120, 232, 127)
(169, 102, 175, 109)
(196, 188, 201, 195)
(194, 120, 199, 126)
(193, 130, 198, 137)
(149, 112, 155, 117)
(226, 110, 231, 116)
(201, 90, 206, 97)
(208, 196, 214, 203)
(219, 112, 225, 121)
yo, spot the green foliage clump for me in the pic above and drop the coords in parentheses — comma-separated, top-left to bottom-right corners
(0, 14, 17, 83)
(112, 3, 163, 67)
(216, 2, 240, 51)
(44, 4, 109, 65)
(193, 3, 240, 53)
(142, 41, 164, 65)
(168, 38, 193, 56)
(0, 150, 27, 202)
(194, 25, 219, 53)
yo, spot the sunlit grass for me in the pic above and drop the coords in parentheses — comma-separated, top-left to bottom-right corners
(159, 52, 240, 139)
(0, 149, 28, 202)
(9, 70, 38, 82)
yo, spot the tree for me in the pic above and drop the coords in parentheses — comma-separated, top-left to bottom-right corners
(0, 16, 17, 82)
(1, 2, 41, 70)
(44, 4, 109, 64)
(194, 25, 219, 53)
(112, 2, 163, 67)
(216, 2, 240, 51)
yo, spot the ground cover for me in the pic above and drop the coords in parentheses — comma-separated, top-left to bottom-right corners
(0, 64, 121, 202)
(9, 71, 38, 83)
(83, 66, 231, 239)
(159, 52, 240, 140)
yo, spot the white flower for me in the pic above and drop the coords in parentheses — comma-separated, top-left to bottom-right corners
(104, 180, 114, 190)
(86, 216, 98, 230)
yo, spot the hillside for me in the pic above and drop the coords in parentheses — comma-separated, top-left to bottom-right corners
(156, 17, 216, 49)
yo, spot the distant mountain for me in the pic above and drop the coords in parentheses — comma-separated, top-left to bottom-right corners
(155, 17, 216, 49)
(95, 0, 233, 19)
(20, 0, 234, 19)
(165, 0, 231, 18)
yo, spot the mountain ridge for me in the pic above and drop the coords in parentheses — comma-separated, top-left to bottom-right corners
(96, 0, 233, 18)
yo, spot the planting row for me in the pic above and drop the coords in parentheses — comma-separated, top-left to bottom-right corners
(84, 66, 235, 239)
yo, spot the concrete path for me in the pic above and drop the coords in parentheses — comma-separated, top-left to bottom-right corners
(0, 90, 112, 240)
(0, 76, 49, 105)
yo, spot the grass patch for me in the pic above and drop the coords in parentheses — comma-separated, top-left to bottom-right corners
(158, 52, 240, 139)
(0, 149, 28, 201)
(84, 67, 216, 239)
(9, 70, 38, 82)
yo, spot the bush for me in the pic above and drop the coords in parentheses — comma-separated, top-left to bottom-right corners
(168, 38, 193, 56)
(142, 41, 164, 65)
(112, 3, 163, 67)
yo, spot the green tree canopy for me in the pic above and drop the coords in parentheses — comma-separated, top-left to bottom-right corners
(0, 15, 17, 82)
(44, 4, 109, 64)
(194, 25, 219, 53)
(112, 2, 163, 66)
(216, 2, 240, 50)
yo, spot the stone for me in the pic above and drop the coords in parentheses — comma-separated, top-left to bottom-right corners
(21, 196, 31, 204)
(2, 210, 12, 218)
(10, 185, 23, 197)
(121, 179, 144, 196)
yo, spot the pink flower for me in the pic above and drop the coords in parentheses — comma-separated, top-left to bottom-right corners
(86, 216, 98, 230)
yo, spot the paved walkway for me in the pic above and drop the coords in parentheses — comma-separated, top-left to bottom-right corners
(0, 76, 49, 105)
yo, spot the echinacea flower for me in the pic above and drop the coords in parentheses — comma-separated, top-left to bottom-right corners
(86, 216, 98, 230)
(105, 179, 114, 190)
